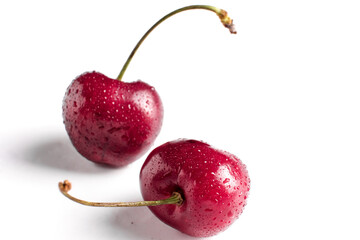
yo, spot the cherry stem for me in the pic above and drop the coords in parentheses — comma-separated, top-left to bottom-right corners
(116, 5, 236, 81)
(58, 180, 183, 207)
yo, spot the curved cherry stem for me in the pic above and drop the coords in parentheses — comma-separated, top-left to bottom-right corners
(59, 180, 183, 207)
(117, 5, 236, 81)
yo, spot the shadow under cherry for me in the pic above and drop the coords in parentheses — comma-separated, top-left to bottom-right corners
(23, 134, 112, 174)
(107, 206, 199, 240)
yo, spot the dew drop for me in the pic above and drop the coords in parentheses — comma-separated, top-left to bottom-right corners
(223, 178, 230, 184)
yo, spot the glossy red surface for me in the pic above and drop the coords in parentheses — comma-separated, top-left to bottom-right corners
(63, 71, 163, 166)
(140, 139, 250, 237)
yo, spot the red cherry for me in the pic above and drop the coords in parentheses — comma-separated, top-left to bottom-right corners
(63, 71, 163, 166)
(140, 139, 250, 237)
(59, 139, 250, 237)
(62, 5, 235, 166)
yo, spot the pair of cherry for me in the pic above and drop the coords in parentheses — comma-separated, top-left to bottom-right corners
(60, 5, 250, 238)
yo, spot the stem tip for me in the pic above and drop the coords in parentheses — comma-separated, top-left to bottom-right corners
(59, 180, 72, 193)
(217, 9, 237, 34)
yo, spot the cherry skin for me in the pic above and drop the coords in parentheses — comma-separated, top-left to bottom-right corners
(63, 71, 163, 167)
(140, 139, 250, 237)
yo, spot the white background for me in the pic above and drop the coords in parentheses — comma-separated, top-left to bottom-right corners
(1, 0, 359, 239)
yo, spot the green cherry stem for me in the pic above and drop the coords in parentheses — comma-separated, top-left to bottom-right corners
(116, 5, 236, 81)
(59, 180, 183, 207)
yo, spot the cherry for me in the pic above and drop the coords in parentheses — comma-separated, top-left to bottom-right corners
(59, 139, 250, 237)
(63, 72, 163, 166)
(140, 139, 250, 237)
(62, 5, 236, 167)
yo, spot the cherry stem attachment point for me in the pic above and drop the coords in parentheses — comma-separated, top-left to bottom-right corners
(58, 180, 183, 207)
(116, 5, 236, 81)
